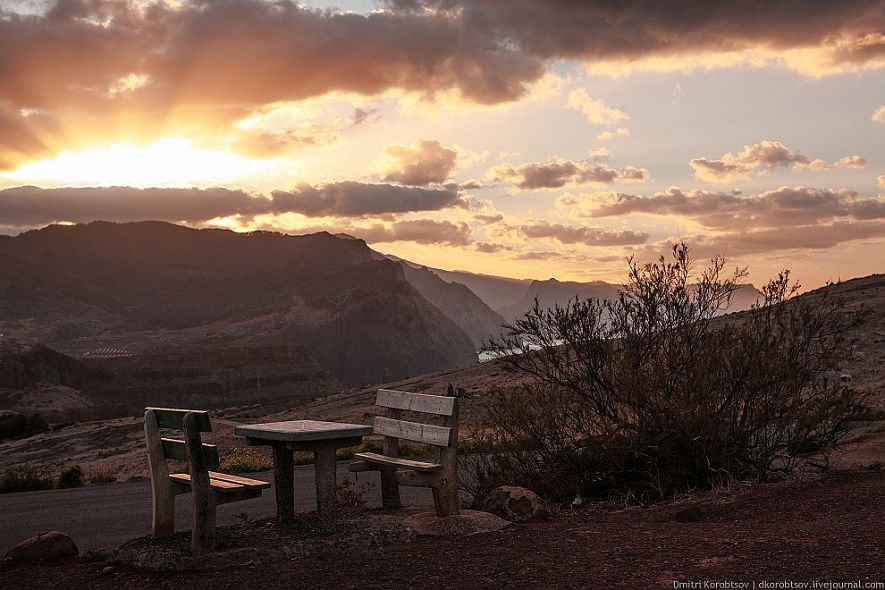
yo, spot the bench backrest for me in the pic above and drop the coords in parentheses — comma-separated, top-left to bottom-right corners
(373, 387, 460, 465)
(144, 407, 220, 485)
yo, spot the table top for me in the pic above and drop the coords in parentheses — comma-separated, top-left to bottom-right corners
(234, 419, 373, 443)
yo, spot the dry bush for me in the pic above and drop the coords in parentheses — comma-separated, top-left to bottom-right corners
(56, 465, 84, 489)
(88, 467, 118, 485)
(467, 244, 867, 504)
(219, 446, 272, 473)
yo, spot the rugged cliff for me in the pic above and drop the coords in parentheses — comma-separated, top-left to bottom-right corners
(398, 262, 506, 348)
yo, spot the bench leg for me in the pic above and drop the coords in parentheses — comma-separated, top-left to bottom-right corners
(151, 490, 175, 538)
(432, 480, 460, 517)
(380, 466, 402, 510)
(314, 445, 338, 516)
(145, 410, 175, 537)
(273, 444, 295, 523)
(192, 488, 216, 553)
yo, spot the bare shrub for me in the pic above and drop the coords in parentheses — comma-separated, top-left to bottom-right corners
(467, 244, 867, 504)
(336, 476, 375, 509)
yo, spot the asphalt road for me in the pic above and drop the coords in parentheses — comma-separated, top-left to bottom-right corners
(0, 463, 434, 553)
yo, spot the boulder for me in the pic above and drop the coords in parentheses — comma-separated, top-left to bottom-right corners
(481, 486, 550, 522)
(5, 531, 79, 563)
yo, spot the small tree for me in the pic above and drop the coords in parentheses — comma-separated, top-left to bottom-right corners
(468, 244, 866, 503)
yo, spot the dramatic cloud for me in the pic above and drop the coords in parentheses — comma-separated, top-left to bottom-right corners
(520, 221, 648, 246)
(690, 140, 866, 182)
(380, 139, 457, 185)
(488, 159, 649, 189)
(0, 182, 466, 227)
(0, 185, 263, 227)
(668, 221, 885, 257)
(386, 1, 885, 75)
(873, 105, 885, 124)
(0, 106, 58, 170)
(1, 0, 883, 167)
(566, 89, 629, 125)
(575, 186, 885, 229)
(268, 182, 465, 217)
(0, 0, 545, 114)
(352, 219, 471, 245)
(879, 175, 885, 188)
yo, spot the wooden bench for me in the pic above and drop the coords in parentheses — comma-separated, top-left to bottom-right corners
(144, 407, 271, 553)
(348, 386, 460, 517)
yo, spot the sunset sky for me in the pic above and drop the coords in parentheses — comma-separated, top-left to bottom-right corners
(1, 0, 883, 288)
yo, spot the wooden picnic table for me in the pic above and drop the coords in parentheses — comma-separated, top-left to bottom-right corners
(235, 420, 373, 521)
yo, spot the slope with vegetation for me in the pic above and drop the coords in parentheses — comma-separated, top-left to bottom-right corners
(470, 246, 877, 502)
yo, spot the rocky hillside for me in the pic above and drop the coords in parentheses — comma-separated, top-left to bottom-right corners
(0, 222, 477, 408)
(425, 268, 531, 311)
(398, 262, 505, 348)
(240, 273, 885, 425)
(0, 340, 108, 421)
(2, 274, 881, 482)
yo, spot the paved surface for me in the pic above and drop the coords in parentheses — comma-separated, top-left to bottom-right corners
(0, 463, 434, 553)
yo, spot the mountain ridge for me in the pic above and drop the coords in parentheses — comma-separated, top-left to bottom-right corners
(0, 221, 478, 415)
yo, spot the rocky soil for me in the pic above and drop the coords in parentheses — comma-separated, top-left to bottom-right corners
(1, 470, 881, 589)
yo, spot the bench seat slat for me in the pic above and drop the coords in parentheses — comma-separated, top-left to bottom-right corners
(207, 471, 271, 490)
(376, 389, 456, 416)
(169, 473, 247, 494)
(352, 452, 442, 472)
(373, 416, 451, 446)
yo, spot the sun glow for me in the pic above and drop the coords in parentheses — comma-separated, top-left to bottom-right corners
(2, 138, 300, 189)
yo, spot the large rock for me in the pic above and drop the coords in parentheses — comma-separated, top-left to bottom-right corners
(5, 531, 79, 563)
(481, 486, 550, 522)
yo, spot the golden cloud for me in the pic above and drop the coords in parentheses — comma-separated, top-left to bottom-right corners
(379, 139, 458, 186)
(690, 140, 866, 183)
(488, 159, 649, 189)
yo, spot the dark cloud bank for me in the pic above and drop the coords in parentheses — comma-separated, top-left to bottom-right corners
(0, 183, 465, 227)
(2, 0, 883, 165)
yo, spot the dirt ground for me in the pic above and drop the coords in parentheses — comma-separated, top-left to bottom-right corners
(2, 470, 882, 590)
